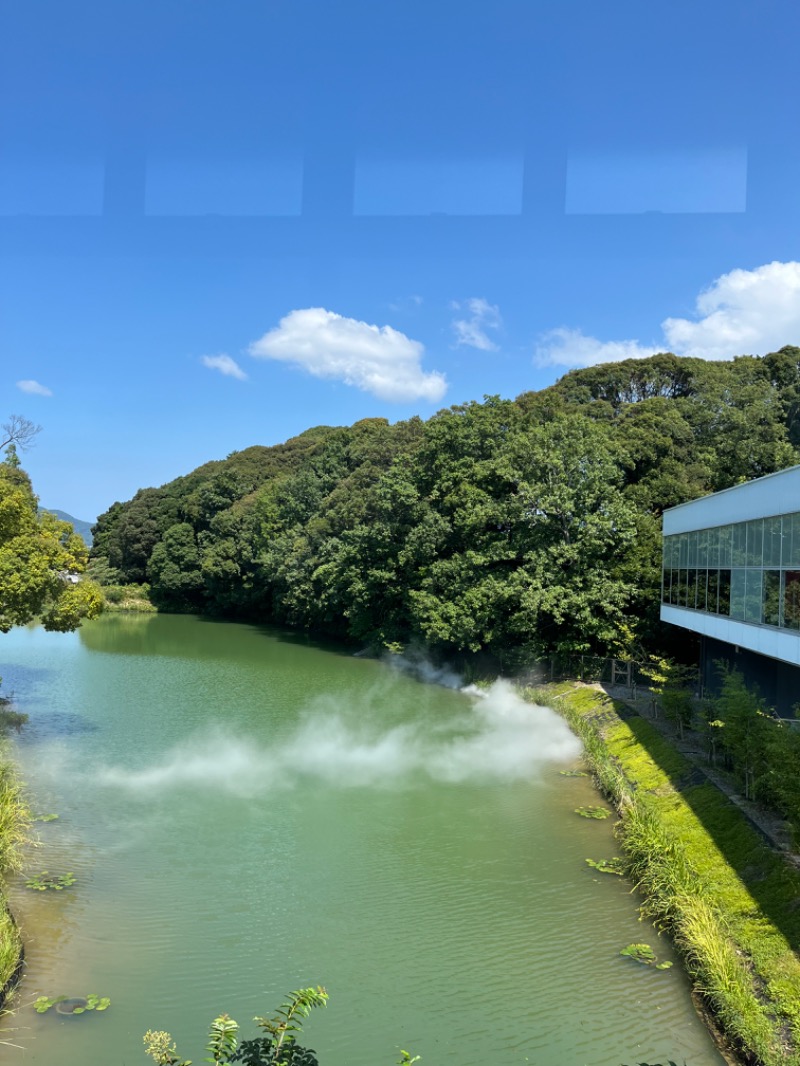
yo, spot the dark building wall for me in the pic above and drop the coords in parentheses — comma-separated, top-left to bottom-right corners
(700, 635, 800, 718)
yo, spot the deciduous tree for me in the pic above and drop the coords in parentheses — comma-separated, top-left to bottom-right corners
(0, 459, 102, 632)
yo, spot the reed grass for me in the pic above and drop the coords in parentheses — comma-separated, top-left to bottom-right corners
(528, 683, 800, 1066)
(0, 746, 30, 1004)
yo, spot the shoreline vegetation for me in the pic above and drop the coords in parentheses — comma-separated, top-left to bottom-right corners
(0, 444, 101, 1014)
(99, 583, 157, 613)
(532, 681, 800, 1066)
(0, 738, 30, 1009)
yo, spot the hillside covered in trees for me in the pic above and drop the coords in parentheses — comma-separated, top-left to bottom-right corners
(90, 349, 800, 666)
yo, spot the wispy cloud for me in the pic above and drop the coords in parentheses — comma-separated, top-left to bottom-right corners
(451, 297, 502, 351)
(16, 379, 53, 397)
(535, 330, 658, 369)
(201, 354, 248, 381)
(388, 294, 424, 312)
(536, 261, 800, 368)
(248, 308, 447, 403)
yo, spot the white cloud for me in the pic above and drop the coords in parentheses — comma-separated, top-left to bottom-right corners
(451, 297, 502, 351)
(535, 329, 658, 368)
(661, 261, 800, 360)
(201, 354, 247, 381)
(16, 379, 53, 396)
(248, 308, 447, 403)
(536, 261, 800, 369)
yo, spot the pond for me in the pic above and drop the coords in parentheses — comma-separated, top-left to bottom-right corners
(2, 614, 724, 1066)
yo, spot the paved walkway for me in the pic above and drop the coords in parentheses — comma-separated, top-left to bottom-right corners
(592, 681, 800, 867)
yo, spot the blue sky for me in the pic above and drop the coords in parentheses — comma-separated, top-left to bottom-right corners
(2, 0, 800, 521)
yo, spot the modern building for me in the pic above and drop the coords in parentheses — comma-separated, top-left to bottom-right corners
(660, 465, 800, 718)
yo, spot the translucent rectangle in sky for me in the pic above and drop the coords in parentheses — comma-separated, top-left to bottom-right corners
(145, 157, 304, 216)
(565, 146, 748, 214)
(0, 155, 104, 215)
(354, 156, 523, 216)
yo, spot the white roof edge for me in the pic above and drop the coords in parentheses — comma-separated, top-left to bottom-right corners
(662, 464, 800, 535)
(663, 463, 800, 517)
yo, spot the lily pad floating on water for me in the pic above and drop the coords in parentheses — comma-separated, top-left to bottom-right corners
(574, 805, 611, 819)
(33, 813, 59, 822)
(620, 943, 673, 970)
(586, 857, 625, 875)
(34, 994, 111, 1015)
(34, 996, 64, 1013)
(25, 871, 76, 891)
(57, 998, 89, 1016)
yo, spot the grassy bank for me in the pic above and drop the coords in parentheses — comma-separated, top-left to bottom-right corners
(529, 682, 800, 1066)
(0, 753, 29, 1002)
(101, 583, 157, 613)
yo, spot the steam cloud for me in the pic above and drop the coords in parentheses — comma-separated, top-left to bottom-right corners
(96, 680, 581, 798)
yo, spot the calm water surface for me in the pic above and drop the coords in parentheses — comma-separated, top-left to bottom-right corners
(2, 615, 724, 1066)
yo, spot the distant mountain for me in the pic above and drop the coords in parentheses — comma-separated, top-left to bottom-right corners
(39, 509, 94, 546)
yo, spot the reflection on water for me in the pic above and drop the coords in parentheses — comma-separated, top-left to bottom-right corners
(3, 615, 725, 1066)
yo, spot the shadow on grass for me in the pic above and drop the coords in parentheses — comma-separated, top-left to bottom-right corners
(598, 684, 800, 956)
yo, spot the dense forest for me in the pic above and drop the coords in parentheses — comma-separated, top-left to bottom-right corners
(90, 348, 800, 667)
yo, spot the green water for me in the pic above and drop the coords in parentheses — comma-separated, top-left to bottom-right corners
(3, 614, 724, 1066)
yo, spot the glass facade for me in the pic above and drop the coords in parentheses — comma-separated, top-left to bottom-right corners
(662, 512, 800, 631)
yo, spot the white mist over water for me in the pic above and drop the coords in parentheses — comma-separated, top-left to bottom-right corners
(94, 679, 581, 798)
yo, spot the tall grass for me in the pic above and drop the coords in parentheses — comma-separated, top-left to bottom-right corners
(529, 683, 800, 1066)
(0, 747, 30, 1002)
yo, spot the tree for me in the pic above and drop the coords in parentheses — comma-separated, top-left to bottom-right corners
(0, 461, 102, 632)
(1, 414, 41, 453)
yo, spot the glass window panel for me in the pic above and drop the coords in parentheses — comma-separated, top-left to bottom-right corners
(696, 569, 708, 612)
(718, 569, 731, 615)
(764, 516, 782, 567)
(686, 568, 698, 609)
(783, 571, 800, 630)
(730, 569, 746, 619)
(697, 530, 708, 566)
(706, 527, 719, 567)
(677, 569, 688, 607)
(732, 523, 747, 566)
(678, 533, 691, 567)
(718, 525, 732, 567)
(688, 531, 698, 567)
(664, 536, 676, 568)
(763, 570, 781, 627)
(670, 569, 679, 605)
(746, 519, 764, 567)
(789, 514, 800, 567)
(744, 569, 763, 623)
(707, 569, 720, 614)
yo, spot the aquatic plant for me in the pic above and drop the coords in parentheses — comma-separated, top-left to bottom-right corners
(585, 857, 624, 875)
(143, 987, 417, 1065)
(32, 813, 59, 823)
(574, 805, 610, 819)
(34, 993, 110, 1014)
(558, 769, 588, 777)
(24, 871, 75, 891)
(620, 943, 673, 970)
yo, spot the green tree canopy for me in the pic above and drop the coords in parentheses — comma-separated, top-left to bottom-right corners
(0, 461, 102, 632)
